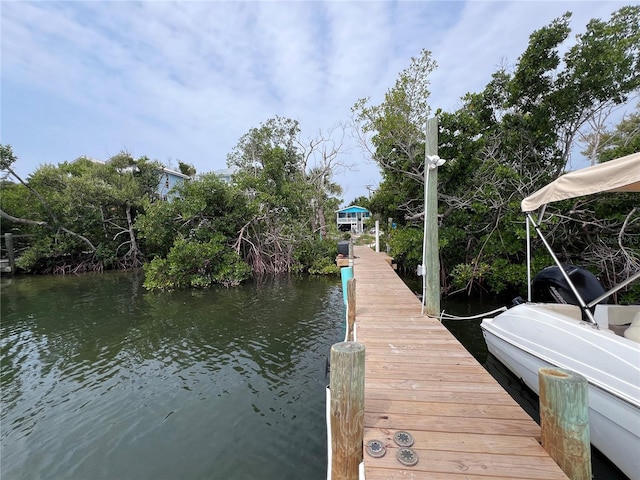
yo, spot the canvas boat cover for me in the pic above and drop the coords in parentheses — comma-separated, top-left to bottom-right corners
(521, 152, 640, 212)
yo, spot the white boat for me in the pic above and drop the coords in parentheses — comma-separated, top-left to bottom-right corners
(481, 152, 640, 480)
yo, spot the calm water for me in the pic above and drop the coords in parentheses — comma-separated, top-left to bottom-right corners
(1, 272, 344, 480)
(2, 272, 627, 479)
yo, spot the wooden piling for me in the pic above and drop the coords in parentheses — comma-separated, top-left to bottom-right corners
(346, 278, 356, 341)
(348, 238, 354, 269)
(424, 117, 440, 316)
(330, 341, 365, 480)
(539, 367, 591, 480)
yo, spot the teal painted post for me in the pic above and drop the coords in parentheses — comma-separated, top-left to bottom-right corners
(539, 367, 591, 480)
(341, 267, 353, 305)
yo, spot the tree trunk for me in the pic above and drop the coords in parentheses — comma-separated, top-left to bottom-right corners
(318, 205, 327, 237)
(125, 204, 142, 264)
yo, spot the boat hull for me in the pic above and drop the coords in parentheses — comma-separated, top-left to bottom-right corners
(481, 304, 640, 480)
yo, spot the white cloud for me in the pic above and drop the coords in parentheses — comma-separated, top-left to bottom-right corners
(1, 0, 636, 202)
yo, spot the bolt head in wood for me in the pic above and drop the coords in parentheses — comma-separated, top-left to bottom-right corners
(366, 439, 386, 458)
(393, 430, 414, 447)
(396, 447, 419, 466)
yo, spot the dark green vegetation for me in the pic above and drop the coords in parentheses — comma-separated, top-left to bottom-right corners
(1, 117, 344, 289)
(354, 6, 640, 302)
(2, 7, 639, 298)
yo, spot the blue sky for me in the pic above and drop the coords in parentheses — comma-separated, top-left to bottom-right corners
(1, 1, 635, 203)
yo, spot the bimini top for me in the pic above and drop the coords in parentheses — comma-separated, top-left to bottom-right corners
(521, 152, 640, 212)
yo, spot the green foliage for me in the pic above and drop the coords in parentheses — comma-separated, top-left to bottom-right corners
(134, 198, 178, 258)
(0, 144, 17, 171)
(135, 173, 257, 287)
(349, 195, 370, 210)
(354, 233, 374, 246)
(0, 182, 33, 232)
(619, 282, 640, 305)
(293, 237, 339, 275)
(93, 243, 118, 267)
(137, 173, 248, 254)
(15, 237, 57, 272)
(4, 118, 346, 285)
(352, 50, 437, 225)
(224, 116, 344, 275)
(2, 150, 170, 272)
(585, 103, 640, 161)
(388, 227, 422, 268)
(363, 7, 640, 297)
(143, 236, 250, 290)
(16, 234, 85, 273)
(177, 161, 196, 177)
(450, 263, 491, 291)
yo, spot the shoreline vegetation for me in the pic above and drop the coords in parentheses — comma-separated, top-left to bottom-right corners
(2, 7, 639, 302)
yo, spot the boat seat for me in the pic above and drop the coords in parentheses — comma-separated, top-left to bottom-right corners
(594, 305, 640, 335)
(623, 313, 640, 343)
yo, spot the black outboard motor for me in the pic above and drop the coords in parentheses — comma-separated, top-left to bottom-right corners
(532, 265, 609, 306)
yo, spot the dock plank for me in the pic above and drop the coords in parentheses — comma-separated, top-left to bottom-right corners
(352, 245, 568, 479)
(364, 448, 569, 479)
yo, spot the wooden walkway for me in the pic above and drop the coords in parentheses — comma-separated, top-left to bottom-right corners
(352, 245, 569, 480)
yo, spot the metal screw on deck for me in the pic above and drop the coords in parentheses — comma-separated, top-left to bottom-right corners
(365, 439, 386, 458)
(396, 447, 419, 466)
(393, 430, 414, 447)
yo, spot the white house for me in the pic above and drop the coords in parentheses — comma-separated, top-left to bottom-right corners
(72, 156, 190, 200)
(336, 205, 371, 233)
(157, 168, 190, 200)
(214, 167, 237, 184)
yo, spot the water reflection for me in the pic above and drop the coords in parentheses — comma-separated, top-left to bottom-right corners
(1, 273, 343, 480)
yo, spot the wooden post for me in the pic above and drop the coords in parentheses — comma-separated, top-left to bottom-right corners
(375, 220, 380, 252)
(346, 278, 356, 341)
(330, 341, 365, 480)
(424, 117, 440, 316)
(348, 238, 354, 269)
(5, 233, 15, 275)
(539, 367, 591, 480)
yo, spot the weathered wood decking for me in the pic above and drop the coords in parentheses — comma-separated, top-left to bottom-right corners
(353, 245, 569, 479)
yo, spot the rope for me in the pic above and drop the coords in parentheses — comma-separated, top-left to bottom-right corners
(436, 306, 508, 321)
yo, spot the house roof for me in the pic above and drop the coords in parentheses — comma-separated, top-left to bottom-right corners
(336, 205, 370, 213)
(214, 167, 237, 176)
(162, 167, 191, 179)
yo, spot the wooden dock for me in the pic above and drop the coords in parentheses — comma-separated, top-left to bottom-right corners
(352, 245, 569, 479)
